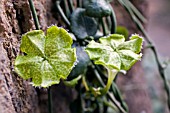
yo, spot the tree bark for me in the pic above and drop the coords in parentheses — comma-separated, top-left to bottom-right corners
(0, 0, 39, 112)
(0, 0, 152, 113)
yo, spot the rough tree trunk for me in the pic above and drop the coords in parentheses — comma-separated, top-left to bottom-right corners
(0, 0, 152, 113)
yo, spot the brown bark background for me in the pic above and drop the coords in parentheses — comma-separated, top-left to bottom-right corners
(113, 1, 153, 113)
(0, 0, 152, 113)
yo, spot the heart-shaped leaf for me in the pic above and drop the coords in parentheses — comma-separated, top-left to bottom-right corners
(70, 8, 98, 39)
(15, 26, 76, 87)
(85, 34, 143, 70)
(85, 0, 112, 18)
(68, 46, 90, 79)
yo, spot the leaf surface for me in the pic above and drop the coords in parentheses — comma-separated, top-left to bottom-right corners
(70, 8, 97, 39)
(85, 0, 112, 18)
(99, 34, 125, 49)
(118, 50, 142, 70)
(20, 30, 45, 56)
(117, 34, 143, 53)
(15, 26, 76, 87)
(85, 34, 143, 70)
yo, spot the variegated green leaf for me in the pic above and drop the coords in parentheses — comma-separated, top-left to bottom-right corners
(85, 34, 143, 70)
(118, 50, 142, 70)
(117, 34, 143, 53)
(15, 26, 76, 87)
(20, 30, 45, 56)
(99, 34, 125, 49)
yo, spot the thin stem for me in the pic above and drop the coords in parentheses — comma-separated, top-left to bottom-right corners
(111, 82, 128, 111)
(95, 65, 107, 79)
(28, 0, 40, 30)
(128, 1, 147, 23)
(56, 1, 71, 26)
(93, 68, 105, 87)
(93, 68, 125, 111)
(101, 18, 107, 36)
(82, 76, 90, 91)
(118, 0, 150, 43)
(77, 0, 81, 7)
(101, 69, 118, 95)
(144, 44, 154, 49)
(107, 92, 127, 113)
(118, 0, 147, 23)
(77, 81, 84, 113)
(109, 4, 117, 34)
(63, 75, 82, 86)
(68, 0, 74, 13)
(63, 0, 70, 18)
(48, 87, 53, 113)
(103, 100, 118, 111)
(151, 46, 170, 109)
(118, 0, 170, 110)
(106, 16, 112, 33)
(93, 65, 127, 113)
